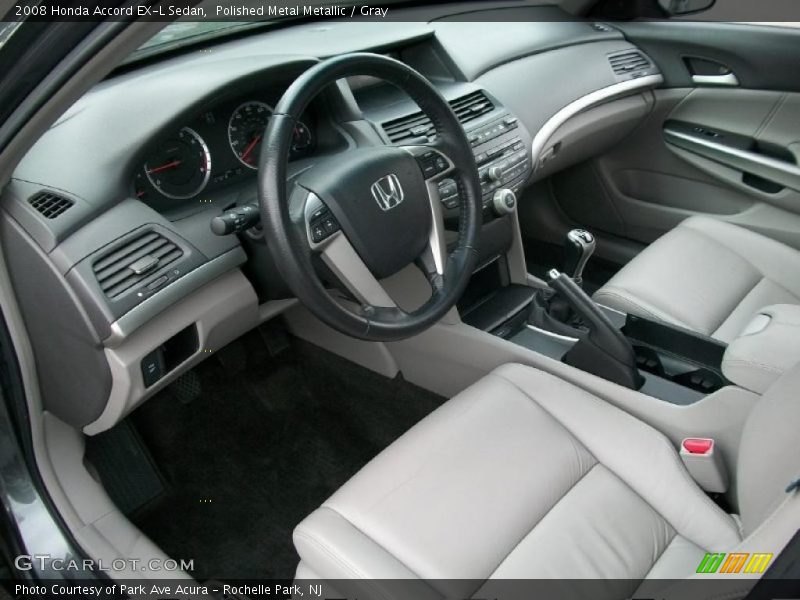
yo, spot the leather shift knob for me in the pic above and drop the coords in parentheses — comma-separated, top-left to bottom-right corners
(563, 229, 596, 284)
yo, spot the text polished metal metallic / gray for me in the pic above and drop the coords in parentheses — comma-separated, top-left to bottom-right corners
(370, 173, 404, 211)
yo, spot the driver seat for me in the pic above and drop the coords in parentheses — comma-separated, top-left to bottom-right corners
(293, 363, 800, 598)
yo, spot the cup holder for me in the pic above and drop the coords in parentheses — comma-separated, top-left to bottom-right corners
(633, 345, 726, 394)
(672, 369, 727, 393)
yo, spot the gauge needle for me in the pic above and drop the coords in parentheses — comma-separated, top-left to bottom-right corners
(148, 159, 182, 174)
(241, 135, 262, 163)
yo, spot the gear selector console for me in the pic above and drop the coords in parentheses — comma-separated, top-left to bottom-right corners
(497, 228, 728, 404)
(548, 270, 644, 390)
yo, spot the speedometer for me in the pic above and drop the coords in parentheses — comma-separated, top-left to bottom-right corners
(143, 127, 211, 199)
(228, 101, 272, 169)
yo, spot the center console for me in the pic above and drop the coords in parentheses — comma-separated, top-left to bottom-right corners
(458, 227, 731, 405)
(436, 113, 530, 215)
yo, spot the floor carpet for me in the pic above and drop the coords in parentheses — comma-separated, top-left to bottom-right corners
(125, 329, 444, 581)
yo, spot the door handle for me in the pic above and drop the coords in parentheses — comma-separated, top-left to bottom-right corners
(684, 56, 739, 87)
(691, 72, 739, 86)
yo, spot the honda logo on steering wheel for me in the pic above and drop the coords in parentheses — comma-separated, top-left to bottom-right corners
(371, 174, 404, 211)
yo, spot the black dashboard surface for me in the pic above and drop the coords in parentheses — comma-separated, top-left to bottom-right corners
(11, 6, 621, 226)
(3, 5, 649, 336)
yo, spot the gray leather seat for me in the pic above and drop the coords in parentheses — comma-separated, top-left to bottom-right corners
(594, 216, 800, 341)
(293, 362, 800, 598)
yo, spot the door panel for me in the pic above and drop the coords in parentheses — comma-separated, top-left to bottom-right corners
(551, 22, 800, 254)
(614, 22, 800, 93)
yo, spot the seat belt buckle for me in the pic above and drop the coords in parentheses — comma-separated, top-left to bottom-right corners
(680, 438, 728, 493)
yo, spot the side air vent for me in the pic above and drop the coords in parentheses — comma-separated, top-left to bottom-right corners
(28, 191, 74, 219)
(93, 230, 183, 299)
(608, 50, 652, 76)
(382, 90, 495, 144)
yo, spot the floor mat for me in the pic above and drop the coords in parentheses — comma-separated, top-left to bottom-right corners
(85, 420, 165, 515)
(128, 329, 444, 581)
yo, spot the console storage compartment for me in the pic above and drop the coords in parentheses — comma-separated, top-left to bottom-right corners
(622, 315, 728, 394)
(457, 257, 536, 335)
(499, 292, 730, 404)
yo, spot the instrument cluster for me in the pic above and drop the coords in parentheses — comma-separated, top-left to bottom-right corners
(134, 94, 316, 210)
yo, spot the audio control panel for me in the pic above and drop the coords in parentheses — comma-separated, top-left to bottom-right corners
(437, 111, 532, 218)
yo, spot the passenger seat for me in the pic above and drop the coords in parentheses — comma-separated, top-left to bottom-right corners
(594, 216, 800, 341)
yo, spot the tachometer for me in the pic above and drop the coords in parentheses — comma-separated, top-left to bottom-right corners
(228, 101, 272, 169)
(143, 127, 211, 199)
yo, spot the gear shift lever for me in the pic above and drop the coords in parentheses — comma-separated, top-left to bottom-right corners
(527, 228, 599, 336)
(564, 229, 596, 286)
(548, 269, 643, 390)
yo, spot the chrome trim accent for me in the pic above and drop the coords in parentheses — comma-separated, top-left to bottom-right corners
(423, 177, 450, 276)
(530, 74, 664, 169)
(692, 72, 739, 87)
(400, 145, 456, 276)
(303, 192, 395, 307)
(665, 127, 800, 193)
(370, 173, 405, 211)
(227, 100, 274, 170)
(105, 248, 245, 347)
(321, 234, 396, 308)
(144, 126, 211, 200)
(524, 323, 579, 343)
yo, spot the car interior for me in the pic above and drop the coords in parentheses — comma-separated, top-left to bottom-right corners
(1, 1, 800, 597)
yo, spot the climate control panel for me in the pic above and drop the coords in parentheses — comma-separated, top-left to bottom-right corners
(437, 111, 532, 218)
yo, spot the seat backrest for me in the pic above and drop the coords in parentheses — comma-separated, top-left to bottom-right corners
(736, 361, 800, 535)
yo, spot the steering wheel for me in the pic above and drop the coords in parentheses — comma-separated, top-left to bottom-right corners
(258, 53, 482, 342)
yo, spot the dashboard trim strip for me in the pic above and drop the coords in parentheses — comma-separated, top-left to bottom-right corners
(529, 74, 664, 170)
(104, 248, 246, 347)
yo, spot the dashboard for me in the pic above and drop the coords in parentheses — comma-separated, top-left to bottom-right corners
(0, 5, 664, 434)
(133, 92, 318, 213)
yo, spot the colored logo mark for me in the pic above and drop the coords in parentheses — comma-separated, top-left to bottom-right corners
(696, 552, 773, 574)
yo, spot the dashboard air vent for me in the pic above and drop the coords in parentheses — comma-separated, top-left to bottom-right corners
(28, 191, 74, 219)
(383, 112, 435, 144)
(382, 90, 495, 144)
(93, 230, 183, 299)
(608, 50, 651, 76)
(449, 90, 494, 124)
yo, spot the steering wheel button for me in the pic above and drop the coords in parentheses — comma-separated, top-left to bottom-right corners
(311, 224, 327, 242)
(322, 217, 338, 233)
(443, 197, 459, 209)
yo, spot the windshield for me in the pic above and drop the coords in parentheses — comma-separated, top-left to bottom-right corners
(128, 0, 400, 63)
(128, 21, 270, 62)
(127, 0, 451, 64)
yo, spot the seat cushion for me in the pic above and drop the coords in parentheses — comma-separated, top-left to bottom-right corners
(293, 364, 740, 598)
(593, 216, 800, 341)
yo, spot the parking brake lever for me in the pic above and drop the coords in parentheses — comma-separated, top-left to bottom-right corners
(548, 269, 644, 390)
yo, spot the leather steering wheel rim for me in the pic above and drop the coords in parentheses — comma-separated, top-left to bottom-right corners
(258, 53, 482, 342)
